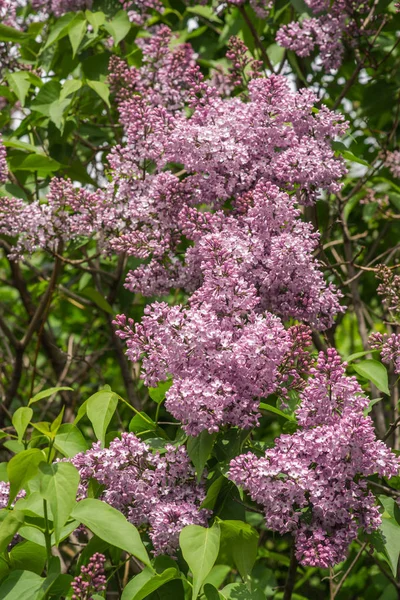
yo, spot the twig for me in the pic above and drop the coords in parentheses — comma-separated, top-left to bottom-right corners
(283, 543, 298, 600)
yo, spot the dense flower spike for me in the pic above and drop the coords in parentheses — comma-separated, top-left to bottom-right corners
(70, 433, 208, 555)
(370, 332, 400, 375)
(115, 308, 290, 434)
(71, 553, 107, 600)
(376, 265, 400, 317)
(385, 150, 400, 179)
(276, 0, 368, 71)
(32, 0, 92, 15)
(229, 349, 399, 568)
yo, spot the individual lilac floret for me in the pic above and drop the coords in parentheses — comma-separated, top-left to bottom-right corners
(229, 349, 399, 568)
(70, 433, 208, 556)
(71, 553, 106, 600)
(370, 332, 400, 375)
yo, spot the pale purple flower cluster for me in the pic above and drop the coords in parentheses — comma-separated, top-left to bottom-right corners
(276, 0, 368, 71)
(0, 178, 106, 258)
(31, 0, 92, 16)
(71, 553, 106, 600)
(376, 265, 400, 316)
(370, 332, 400, 375)
(32, 0, 162, 23)
(0, 0, 18, 27)
(229, 349, 399, 568)
(115, 306, 289, 435)
(0, 135, 7, 184)
(385, 150, 400, 180)
(70, 433, 208, 555)
(109, 27, 196, 110)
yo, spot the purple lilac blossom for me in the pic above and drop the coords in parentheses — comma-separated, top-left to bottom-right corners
(71, 553, 107, 600)
(229, 349, 399, 568)
(370, 332, 400, 375)
(70, 433, 208, 555)
(276, 0, 368, 71)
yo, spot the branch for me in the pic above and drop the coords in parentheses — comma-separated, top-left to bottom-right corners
(283, 543, 298, 600)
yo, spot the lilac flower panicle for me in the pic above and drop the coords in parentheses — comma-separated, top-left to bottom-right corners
(370, 332, 400, 375)
(229, 349, 399, 568)
(276, 0, 369, 71)
(71, 553, 106, 600)
(70, 433, 208, 555)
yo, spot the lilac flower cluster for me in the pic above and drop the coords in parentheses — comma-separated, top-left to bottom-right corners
(70, 433, 208, 555)
(0, 135, 7, 184)
(229, 349, 399, 568)
(109, 27, 196, 110)
(115, 306, 289, 435)
(385, 150, 400, 179)
(32, 0, 162, 23)
(370, 332, 400, 375)
(31, 0, 92, 16)
(276, 0, 368, 71)
(71, 553, 106, 600)
(376, 265, 400, 317)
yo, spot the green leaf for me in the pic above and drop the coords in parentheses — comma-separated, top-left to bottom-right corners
(221, 582, 264, 599)
(259, 402, 296, 421)
(54, 424, 89, 457)
(187, 431, 216, 481)
(39, 462, 80, 544)
(12, 408, 33, 444)
(103, 10, 131, 45)
(364, 397, 383, 416)
(86, 390, 118, 446)
(60, 79, 82, 101)
(179, 523, 221, 600)
(6, 72, 31, 106)
(68, 15, 87, 58)
(203, 584, 224, 600)
(218, 520, 258, 582)
(0, 24, 31, 42)
(10, 154, 61, 175)
(377, 499, 400, 576)
(9, 541, 47, 575)
(352, 360, 390, 395)
(148, 380, 173, 404)
(0, 570, 44, 600)
(81, 287, 113, 313)
(0, 510, 24, 553)
(71, 498, 151, 566)
(86, 80, 111, 108)
(30, 81, 61, 115)
(7, 449, 45, 505)
(129, 412, 156, 435)
(121, 567, 179, 600)
(29, 387, 73, 406)
(2, 139, 42, 153)
(85, 10, 106, 34)
(186, 6, 222, 23)
(345, 350, 372, 363)
(43, 13, 75, 49)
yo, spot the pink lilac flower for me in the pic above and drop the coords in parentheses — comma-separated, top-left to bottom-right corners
(114, 306, 290, 435)
(376, 265, 400, 316)
(70, 433, 208, 555)
(32, 0, 92, 15)
(109, 27, 196, 109)
(229, 349, 399, 568)
(71, 553, 106, 600)
(385, 150, 400, 179)
(276, 0, 368, 71)
(370, 332, 400, 375)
